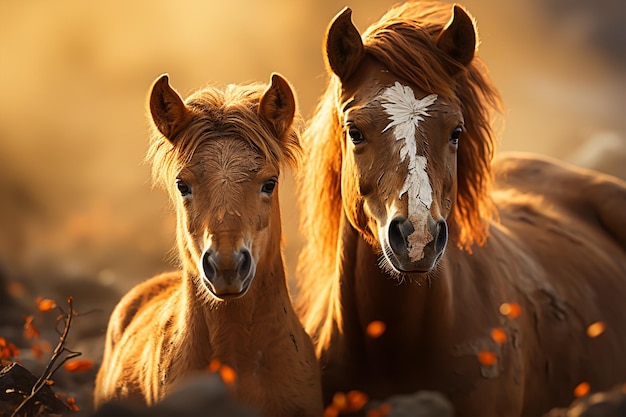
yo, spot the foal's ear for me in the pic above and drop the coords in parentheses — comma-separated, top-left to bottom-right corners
(259, 73, 296, 139)
(325, 7, 364, 81)
(436, 5, 476, 67)
(149, 74, 192, 143)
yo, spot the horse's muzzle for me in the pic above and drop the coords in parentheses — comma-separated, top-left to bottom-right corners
(386, 216, 447, 273)
(200, 247, 256, 299)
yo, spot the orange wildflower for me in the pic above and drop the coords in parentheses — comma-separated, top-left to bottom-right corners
(332, 391, 347, 410)
(66, 397, 80, 411)
(574, 381, 590, 398)
(586, 321, 605, 338)
(323, 404, 340, 417)
(366, 320, 386, 338)
(346, 390, 369, 412)
(219, 364, 237, 386)
(0, 337, 20, 359)
(63, 360, 94, 373)
(36, 297, 57, 312)
(490, 328, 507, 345)
(499, 302, 522, 319)
(23, 315, 40, 340)
(208, 359, 221, 373)
(477, 350, 497, 366)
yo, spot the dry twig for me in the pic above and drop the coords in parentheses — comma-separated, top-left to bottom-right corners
(10, 297, 81, 417)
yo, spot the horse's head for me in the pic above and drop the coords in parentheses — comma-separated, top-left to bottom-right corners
(325, 5, 481, 275)
(148, 74, 299, 300)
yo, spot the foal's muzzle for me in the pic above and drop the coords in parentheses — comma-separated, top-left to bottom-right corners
(200, 247, 256, 299)
(386, 215, 448, 273)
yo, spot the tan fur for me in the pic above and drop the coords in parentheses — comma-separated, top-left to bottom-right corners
(94, 74, 322, 417)
(296, 2, 626, 416)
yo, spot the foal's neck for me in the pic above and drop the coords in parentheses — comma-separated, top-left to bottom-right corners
(180, 231, 292, 363)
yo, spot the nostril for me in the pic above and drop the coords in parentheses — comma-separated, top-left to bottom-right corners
(434, 220, 448, 253)
(202, 250, 216, 281)
(237, 248, 252, 278)
(388, 217, 414, 255)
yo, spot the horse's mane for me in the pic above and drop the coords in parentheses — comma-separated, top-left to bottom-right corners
(146, 82, 301, 200)
(296, 1, 503, 351)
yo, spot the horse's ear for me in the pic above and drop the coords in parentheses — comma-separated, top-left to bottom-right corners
(436, 4, 476, 67)
(325, 7, 364, 81)
(149, 74, 192, 143)
(259, 73, 296, 139)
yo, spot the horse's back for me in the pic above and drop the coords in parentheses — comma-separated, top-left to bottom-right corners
(489, 153, 626, 412)
(493, 152, 626, 249)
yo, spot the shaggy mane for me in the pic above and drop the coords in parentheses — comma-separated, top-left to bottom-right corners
(296, 1, 503, 352)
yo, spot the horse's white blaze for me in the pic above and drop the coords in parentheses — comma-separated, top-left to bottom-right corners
(380, 82, 437, 261)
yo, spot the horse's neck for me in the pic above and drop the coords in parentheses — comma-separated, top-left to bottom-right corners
(336, 217, 454, 359)
(180, 239, 293, 367)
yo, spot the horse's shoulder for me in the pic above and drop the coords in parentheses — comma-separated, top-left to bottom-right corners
(108, 271, 182, 347)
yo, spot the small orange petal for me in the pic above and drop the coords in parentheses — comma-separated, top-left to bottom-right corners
(491, 328, 507, 345)
(63, 360, 93, 373)
(378, 403, 392, 416)
(323, 404, 340, 417)
(37, 298, 57, 312)
(586, 321, 606, 338)
(366, 402, 392, 417)
(208, 359, 221, 373)
(219, 365, 237, 386)
(23, 316, 40, 340)
(66, 397, 80, 411)
(499, 303, 522, 319)
(366, 321, 386, 338)
(346, 390, 369, 412)
(332, 391, 347, 410)
(477, 350, 497, 366)
(574, 381, 590, 398)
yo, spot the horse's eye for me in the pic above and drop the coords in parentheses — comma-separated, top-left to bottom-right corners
(450, 126, 463, 146)
(176, 179, 191, 197)
(348, 126, 365, 145)
(261, 178, 277, 196)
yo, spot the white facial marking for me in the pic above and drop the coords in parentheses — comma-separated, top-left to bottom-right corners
(380, 82, 437, 261)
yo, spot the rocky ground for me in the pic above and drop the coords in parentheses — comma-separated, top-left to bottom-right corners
(2, 266, 626, 417)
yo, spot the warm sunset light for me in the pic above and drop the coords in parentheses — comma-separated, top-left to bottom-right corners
(1, 1, 624, 415)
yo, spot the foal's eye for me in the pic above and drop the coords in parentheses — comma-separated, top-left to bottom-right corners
(449, 126, 463, 146)
(261, 178, 277, 196)
(347, 126, 365, 145)
(175, 179, 191, 197)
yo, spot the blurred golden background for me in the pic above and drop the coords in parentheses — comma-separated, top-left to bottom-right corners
(0, 0, 624, 363)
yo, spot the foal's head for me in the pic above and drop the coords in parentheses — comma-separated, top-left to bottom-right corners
(324, 5, 497, 275)
(147, 74, 299, 300)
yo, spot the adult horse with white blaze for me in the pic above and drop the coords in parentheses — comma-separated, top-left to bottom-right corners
(295, 2, 626, 416)
(94, 73, 323, 416)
